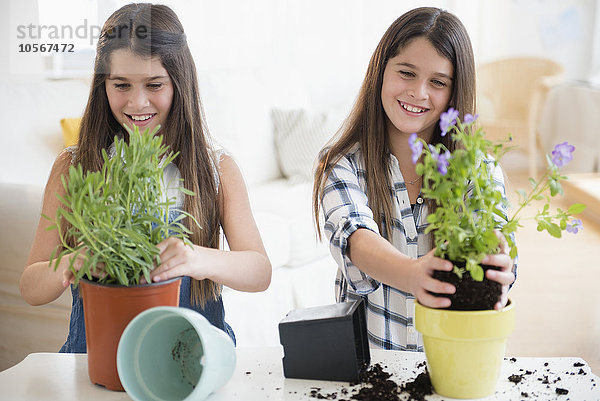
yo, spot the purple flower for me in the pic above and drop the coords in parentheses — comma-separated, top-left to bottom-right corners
(463, 113, 478, 124)
(439, 107, 459, 136)
(551, 142, 575, 168)
(409, 133, 423, 164)
(429, 145, 451, 175)
(437, 150, 451, 175)
(566, 219, 583, 234)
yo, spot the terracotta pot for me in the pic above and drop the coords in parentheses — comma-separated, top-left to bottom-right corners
(80, 277, 181, 391)
(415, 299, 515, 399)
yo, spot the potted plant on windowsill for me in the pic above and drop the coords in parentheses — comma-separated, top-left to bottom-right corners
(409, 109, 586, 398)
(47, 124, 198, 391)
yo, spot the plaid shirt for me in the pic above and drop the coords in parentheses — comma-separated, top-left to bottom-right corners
(320, 144, 512, 351)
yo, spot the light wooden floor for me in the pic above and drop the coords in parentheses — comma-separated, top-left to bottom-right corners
(503, 170, 600, 375)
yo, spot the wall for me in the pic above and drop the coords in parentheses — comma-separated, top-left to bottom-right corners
(164, 0, 447, 112)
(3, 0, 598, 98)
(474, 0, 597, 80)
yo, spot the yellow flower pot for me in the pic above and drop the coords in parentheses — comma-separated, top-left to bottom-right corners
(415, 300, 515, 399)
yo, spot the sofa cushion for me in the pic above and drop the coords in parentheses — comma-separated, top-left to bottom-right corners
(197, 67, 313, 187)
(199, 69, 280, 186)
(271, 108, 336, 183)
(60, 118, 81, 147)
(252, 211, 291, 269)
(0, 81, 89, 187)
(221, 255, 338, 348)
(249, 179, 329, 267)
(0, 183, 71, 370)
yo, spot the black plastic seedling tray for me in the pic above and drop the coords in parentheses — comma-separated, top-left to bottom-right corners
(278, 299, 370, 382)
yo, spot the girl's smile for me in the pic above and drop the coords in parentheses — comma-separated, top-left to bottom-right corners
(124, 113, 157, 127)
(105, 49, 174, 134)
(399, 100, 430, 115)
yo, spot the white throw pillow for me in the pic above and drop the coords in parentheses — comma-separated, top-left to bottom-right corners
(252, 211, 292, 270)
(248, 179, 330, 267)
(271, 108, 335, 183)
(220, 210, 291, 270)
(199, 69, 281, 186)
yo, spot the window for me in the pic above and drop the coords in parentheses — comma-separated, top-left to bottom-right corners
(591, 0, 600, 84)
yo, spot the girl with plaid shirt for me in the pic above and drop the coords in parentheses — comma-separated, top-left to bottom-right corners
(313, 7, 515, 350)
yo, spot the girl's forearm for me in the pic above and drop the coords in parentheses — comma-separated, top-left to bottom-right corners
(347, 228, 416, 293)
(201, 248, 271, 292)
(20, 260, 69, 306)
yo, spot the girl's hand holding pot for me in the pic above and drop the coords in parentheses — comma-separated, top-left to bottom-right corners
(410, 249, 456, 309)
(482, 230, 515, 311)
(62, 247, 106, 287)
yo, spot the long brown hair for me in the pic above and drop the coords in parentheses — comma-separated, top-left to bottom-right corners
(313, 7, 476, 241)
(76, 3, 220, 306)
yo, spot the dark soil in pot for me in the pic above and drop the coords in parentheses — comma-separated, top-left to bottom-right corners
(431, 263, 502, 311)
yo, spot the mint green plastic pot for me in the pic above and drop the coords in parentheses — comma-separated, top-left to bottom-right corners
(117, 306, 236, 401)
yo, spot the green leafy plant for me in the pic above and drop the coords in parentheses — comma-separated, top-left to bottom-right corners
(46, 124, 198, 286)
(410, 109, 586, 281)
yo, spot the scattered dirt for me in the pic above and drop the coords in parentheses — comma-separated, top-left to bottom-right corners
(398, 371, 433, 401)
(307, 363, 432, 401)
(309, 387, 339, 399)
(350, 363, 400, 400)
(303, 357, 596, 400)
(502, 359, 596, 399)
(508, 374, 524, 384)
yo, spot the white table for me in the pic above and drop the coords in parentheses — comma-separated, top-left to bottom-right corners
(1, 347, 598, 400)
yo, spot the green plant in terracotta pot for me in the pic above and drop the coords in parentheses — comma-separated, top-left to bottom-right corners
(411, 108, 585, 398)
(49, 124, 196, 287)
(46, 124, 198, 391)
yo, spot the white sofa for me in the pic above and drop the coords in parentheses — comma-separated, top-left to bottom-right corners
(0, 74, 343, 371)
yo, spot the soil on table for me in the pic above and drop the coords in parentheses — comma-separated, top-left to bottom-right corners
(308, 363, 433, 401)
(431, 263, 502, 310)
(304, 358, 595, 400)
